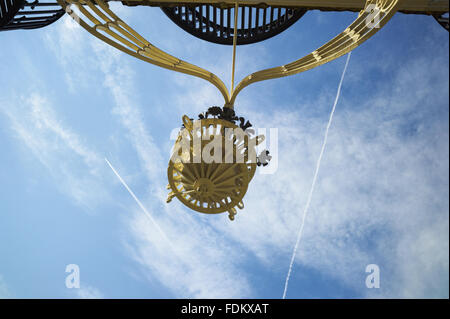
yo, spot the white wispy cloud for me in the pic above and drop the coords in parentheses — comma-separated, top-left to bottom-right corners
(74, 285, 104, 299)
(0, 93, 108, 209)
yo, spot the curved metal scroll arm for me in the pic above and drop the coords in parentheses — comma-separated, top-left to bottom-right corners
(229, 0, 400, 106)
(56, 0, 230, 103)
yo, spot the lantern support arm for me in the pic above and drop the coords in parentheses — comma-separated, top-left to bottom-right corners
(228, 0, 401, 106)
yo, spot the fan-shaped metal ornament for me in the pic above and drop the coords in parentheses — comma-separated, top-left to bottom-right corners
(167, 115, 262, 220)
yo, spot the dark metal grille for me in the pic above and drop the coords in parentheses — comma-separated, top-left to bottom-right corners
(161, 4, 307, 45)
(0, 0, 65, 32)
(1, 0, 25, 28)
(434, 12, 449, 31)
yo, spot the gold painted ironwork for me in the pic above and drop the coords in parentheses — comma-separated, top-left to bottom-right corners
(57, 0, 403, 107)
(56, 0, 230, 103)
(230, 1, 238, 95)
(55, 0, 436, 220)
(228, 0, 401, 105)
(166, 116, 262, 220)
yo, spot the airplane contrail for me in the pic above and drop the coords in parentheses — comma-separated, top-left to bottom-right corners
(282, 52, 352, 299)
(105, 158, 173, 248)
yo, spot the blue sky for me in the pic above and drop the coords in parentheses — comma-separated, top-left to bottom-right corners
(0, 4, 448, 298)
